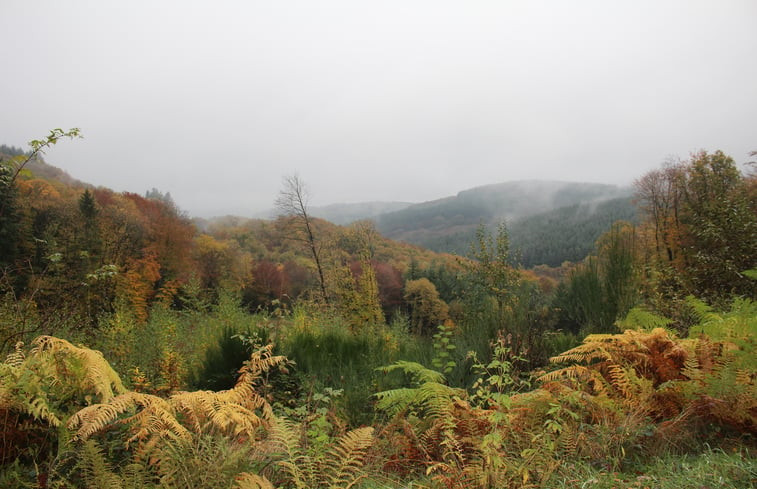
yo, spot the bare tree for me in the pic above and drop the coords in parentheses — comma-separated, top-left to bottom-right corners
(275, 174, 329, 304)
(634, 158, 684, 263)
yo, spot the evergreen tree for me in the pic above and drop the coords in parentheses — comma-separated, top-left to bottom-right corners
(0, 161, 21, 271)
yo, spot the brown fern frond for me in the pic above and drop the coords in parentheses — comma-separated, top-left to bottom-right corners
(538, 365, 594, 383)
(235, 472, 275, 489)
(682, 356, 704, 382)
(549, 343, 613, 364)
(607, 364, 634, 398)
(560, 430, 580, 455)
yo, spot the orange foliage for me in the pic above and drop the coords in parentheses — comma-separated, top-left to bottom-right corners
(119, 252, 161, 323)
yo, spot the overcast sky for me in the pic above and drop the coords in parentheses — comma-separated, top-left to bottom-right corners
(2, 1, 755, 217)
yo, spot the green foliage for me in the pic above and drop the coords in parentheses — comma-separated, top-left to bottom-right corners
(374, 361, 464, 417)
(468, 332, 529, 408)
(0, 128, 81, 281)
(431, 323, 457, 375)
(544, 448, 757, 489)
(636, 151, 757, 304)
(403, 278, 449, 336)
(49, 438, 156, 489)
(465, 222, 520, 311)
(193, 325, 266, 391)
(376, 181, 629, 260)
(457, 222, 556, 368)
(278, 307, 429, 424)
(510, 196, 638, 267)
(554, 222, 639, 334)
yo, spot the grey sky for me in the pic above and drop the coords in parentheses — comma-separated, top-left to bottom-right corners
(2, 1, 755, 217)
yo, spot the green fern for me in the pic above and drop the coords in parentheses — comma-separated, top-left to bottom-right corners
(375, 361, 465, 418)
(49, 439, 139, 489)
(616, 307, 673, 332)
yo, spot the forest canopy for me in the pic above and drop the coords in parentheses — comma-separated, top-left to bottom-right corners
(1, 134, 755, 488)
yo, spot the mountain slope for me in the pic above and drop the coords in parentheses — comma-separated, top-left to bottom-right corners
(509, 196, 638, 267)
(374, 181, 632, 260)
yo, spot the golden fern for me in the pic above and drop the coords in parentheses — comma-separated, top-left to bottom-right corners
(69, 391, 190, 446)
(271, 416, 375, 489)
(69, 343, 285, 453)
(4, 341, 25, 367)
(30, 335, 125, 402)
(1, 336, 127, 430)
(540, 328, 683, 386)
(537, 365, 607, 394)
(322, 426, 375, 488)
(235, 473, 275, 489)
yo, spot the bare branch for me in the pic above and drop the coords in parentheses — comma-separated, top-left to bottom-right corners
(273, 173, 329, 304)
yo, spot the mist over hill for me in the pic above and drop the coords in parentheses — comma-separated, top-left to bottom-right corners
(371, 181, 633, 260)
(203, 180, 637, 267)
(509, 196, 638, 267)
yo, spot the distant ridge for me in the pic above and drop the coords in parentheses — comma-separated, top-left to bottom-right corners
(309, 201, 413, 225)
(370, 180, 634, 265)
(375, 180, 629, 236)
(0, 145, 87, 188)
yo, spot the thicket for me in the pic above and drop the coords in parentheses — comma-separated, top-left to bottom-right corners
(1, 136, 755, 487)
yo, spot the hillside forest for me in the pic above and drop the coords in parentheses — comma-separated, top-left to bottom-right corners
(0, 129, 756, 488)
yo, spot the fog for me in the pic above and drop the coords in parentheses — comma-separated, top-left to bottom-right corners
(2, 1, 755, 217)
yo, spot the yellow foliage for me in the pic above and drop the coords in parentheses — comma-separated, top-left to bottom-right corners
(69, 343, 285, 453)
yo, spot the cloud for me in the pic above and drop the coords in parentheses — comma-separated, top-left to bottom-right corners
(2, 0, 756, 217)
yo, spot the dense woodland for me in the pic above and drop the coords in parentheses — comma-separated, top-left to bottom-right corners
(373, 181, 634, 265)
(0, 130, 755, 488)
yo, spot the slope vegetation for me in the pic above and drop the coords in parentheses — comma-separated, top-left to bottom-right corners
(374, 181, 632, 263)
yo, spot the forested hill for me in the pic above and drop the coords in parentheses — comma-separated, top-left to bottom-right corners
(0, 145, 87, 187)
(373, 180, 633, 262)
(509, 196, 638, 267)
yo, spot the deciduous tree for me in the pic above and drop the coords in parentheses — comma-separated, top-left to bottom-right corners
(275, 174, 328, 304)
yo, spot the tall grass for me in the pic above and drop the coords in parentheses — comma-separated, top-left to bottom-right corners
(277, 307, 431, 425)
(546, 447, 756, 489)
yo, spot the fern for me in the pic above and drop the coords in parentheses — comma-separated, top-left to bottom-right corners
(271, 416, 375, 489)
(616, 307, 673, 331)
(235, 473, 275, 489)
(378, 360, 446, 384)
(70, 344, 285, 450)
(72, 439, 125, 489)
(375, 361, 465, 418)
(48, 439, 156, 489)
(30, 335, 125, 402)
(1, 336, 127, 429)
(4, 341, 25, 367)
(322, 426, 374, 488)
(375, 361, 497, 487)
